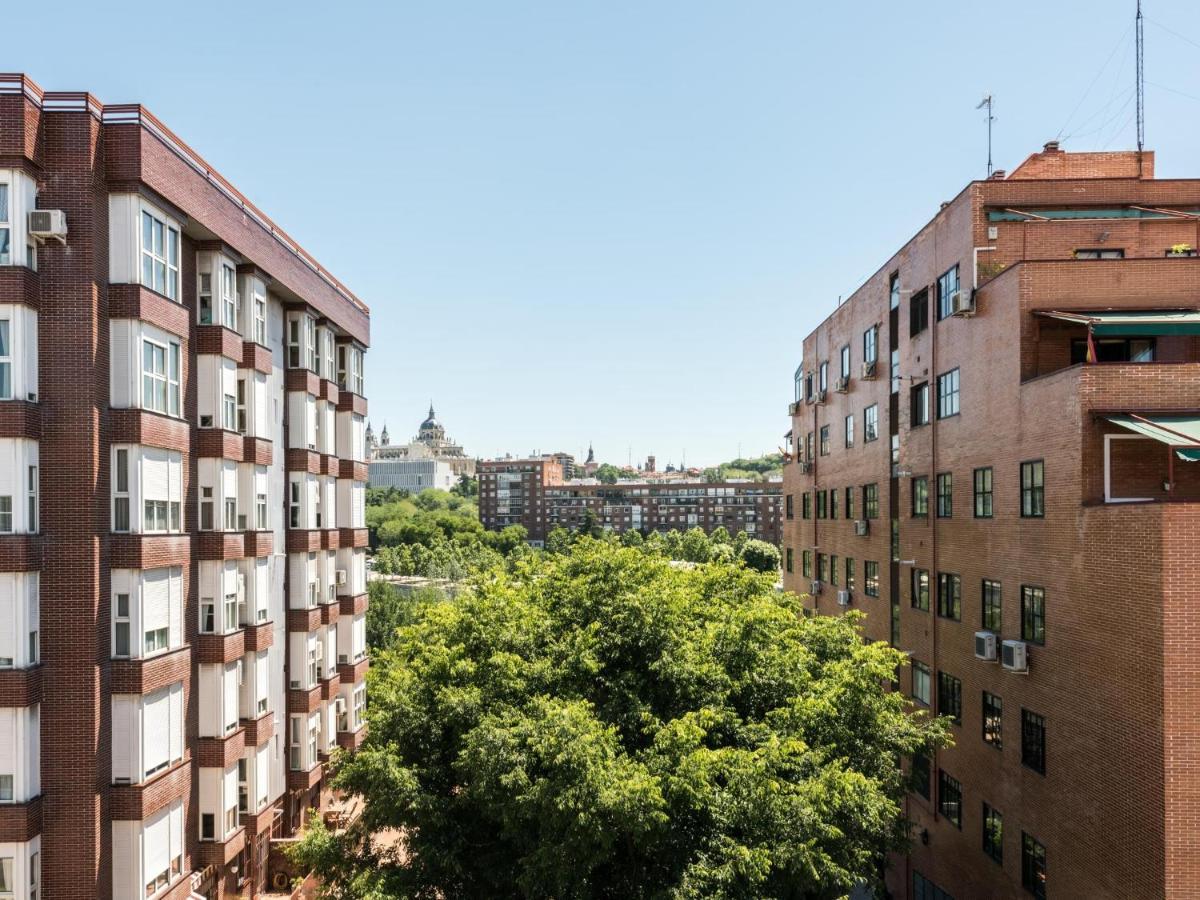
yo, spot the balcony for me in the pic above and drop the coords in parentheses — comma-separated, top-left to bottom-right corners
(110, 646, 190, 695)
(336, 726, 367, 752)
(196, 428, 245, 461)
(241, 340, 272, 374)
(286, 528, 323, 553)
(110, 408, 189, 452)
(111, 756, 191, 821)
(0, 664, 41, 707)
(109, 533, 188, 569)
(336, 391, 367, 416)
(244, 530, 273, 557)
(0, 265, 39, 309)
(339, 527, 369, 549)
(197, 531, 245, 560)
(195, 323, 243, 362)
(287, 683, 323, 715)
(319, 602, 339, 627)
(286, 448, 322, 475)
(320, 378, 340, 405)
(195, 823, 247, 868)
(319, 670, 340, 701)
(337, 656, 369, 685)
(241, 709, 274, 747)
(197, 725, 246, 770)
(242, 619, 274, 653)
(285, 368, 321, 397)
(0, 401, 40, 441)
(0, 794, 42, 843)
(244, 435, 273, 466)
(108, 283, 189, 339)
(287, 606, 321, 634)
(339, 592, 367, 617)
(287, 761, 323, 792)
(195, 629, 245, 665)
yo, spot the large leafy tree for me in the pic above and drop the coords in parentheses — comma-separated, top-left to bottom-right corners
(295, 540, 947, 899)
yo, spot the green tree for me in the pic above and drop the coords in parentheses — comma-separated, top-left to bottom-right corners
(452, 474, 479, 499)
(739, 538, 781, 574)
(679, 526, 712, 563)
(709, 525, 731, 545)
(620, 529, 644, 548)
(545, 527, 573, 555)
(293, 541, 949, 899)
(593, 463, 622, 484)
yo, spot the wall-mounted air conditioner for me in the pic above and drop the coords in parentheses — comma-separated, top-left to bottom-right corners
(1001, 639, 1028, 673)
(836, 590, 851, 607)
(974, 630, 997, 661)
(854, 519, 869, 536)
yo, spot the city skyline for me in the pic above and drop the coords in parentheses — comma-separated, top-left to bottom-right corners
(9, 1, 1200, 464)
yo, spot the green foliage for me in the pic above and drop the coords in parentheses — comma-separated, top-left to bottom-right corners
(366, 580, 445, 653)
(739, 539, 782, 574)
(620, 529, 644, 548)
(366, 488, 500, 579)
(593, 463, 623, 484)
(294, 541, 950, 899)
(702, 453, 787, 484)
(452, 474, 479, 499)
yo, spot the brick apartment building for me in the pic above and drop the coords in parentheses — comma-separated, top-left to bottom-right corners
(478, 457, 782, 544)
(782, 143, 1200, 899)
(0, 75, 370, 898)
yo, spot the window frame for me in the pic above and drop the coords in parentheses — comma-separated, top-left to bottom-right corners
(1021, 708, 1046, 775)
(864, 560, 879, 596)
(982, 690, 1003, 749)
(911, 660, 931, 706)
(911, 568, 930, 611)
(937, 367, 960, 418)
(937, 670, 962, 724)
(982, 579, 1002, 632)
(937, 572, 961, 620)
(1020, 460, 1045, 518)
(982, 802, 1004, 864)
(973, 466, 993, 518)
(864, 404, 879, 442)
(140, 209, 180, 301)
(1021, 832, 1047, 899)
(911, 476, 929, 517)
(141, 336, 181, 417)
(938, 769, 963, 828)
(936, 264, 960, 320)
(910, 381, 930, 427)
(1021, 585, 1045, 645)
(936, 472, 952, 518)
(910, 288, 929, 337)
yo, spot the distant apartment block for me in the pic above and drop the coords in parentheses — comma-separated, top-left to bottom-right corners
(478, 457, 781, 545)
(783, 143, 1200, 899)
(0, 74, 370, 899)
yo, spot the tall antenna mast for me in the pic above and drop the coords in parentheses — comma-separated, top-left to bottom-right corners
(1135, 0, 1145, 156)
(976, 95, 995, 177)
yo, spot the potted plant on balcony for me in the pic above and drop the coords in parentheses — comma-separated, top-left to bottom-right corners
(1167, 243, 1196, 258)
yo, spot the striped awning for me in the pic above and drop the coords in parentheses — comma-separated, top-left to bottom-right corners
(1036, 309, 1200, 336)
(1106, 414, 1200, 461)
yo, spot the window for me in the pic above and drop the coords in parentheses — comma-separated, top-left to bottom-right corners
(28, 850, 37, 900)
(801, 550, 812, 579)
(1022, 833, 1047, 899)
(911, 661, 931, 705)
(201, 812, 215, 841)
(1022, 709, 1046, 774)
(936, 472, 952, 517)
(937, 368, 960, 418)
(912, 476, 929, 517)
(818, 361, 828, 394)
(1021, 460, 1044, 517)
(982, 580, 1002, 631)
(26, 466, 36, 534)
(863, 483, 879, 519)
(938, 770, 962, 828)
(0, 775, 11, 802)
(913, 871, 953, 900)
(785, 494, 794, 520)
(864, 404, 878, 442)
(804, 372, 814, 402)
(911, 568, 930, 611)
(1071, 336, 1155, 364)
(200, 487, 214, 531)
(0, 497, 13, 533)
(785, 548, 793, 573)
(890, 348, 900, 394)
(141, 210, 180, 300)
(198, 273, 213, 324)
(983, 803, 1004, 864)
(805, 432, 813, 461)
(829, 554, 839, 587)
(816, 491, 827, 519)
(221, 264, 237, 329)
(110, 591, 133, 658)
(845, 557, 855, 590)
(222, 392, 236, 432)
(0, 183, 9, 265)
(819, 425, 830, 456)
(937, 572, 961, 620)
(840, 344, 850, 380)
(1074, 247, 1123, 259)
(910, 288, 928, 336)
(0, 319, 9, 400)
(290, 480, 301, 529)
(910, 382, 930, 427)
(889, 272, 901, 310)
(141, 338, 181, 416)
(864, 561, 879, 596)
(983, 691, 1003, 748)
(0, 857, 11, 894)
(113, 448, 130, 532)
(938, 671, 962, 724)
(844, 414, 854, 448)
(254, 297, 267, 345)
(1021, 585, 1045, 645)
(936, 264, 960, 320)
(817, 553, 828, 584)
(844, 486, 854, 519)
(224, 496, 237, 531)
(911, 754, 931, 799)
(863, 325, 878, 365)
(973, 467, 993, 518)
(801, 493, 812, 519)
(829, 489, 839, 520)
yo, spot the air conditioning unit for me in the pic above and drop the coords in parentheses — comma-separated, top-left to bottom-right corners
(853, 519, 869, 536)
(950, 290, 975, 317)
(834, 375, 850, 393)
(861, 359, 877, 379)
(815, 389, 828, 404)
(788, 400, 802, 415)
(335, 569, 347, 586)
(974, 630, 998, 661)
(28, 209, 67, 243)
(836, 589, 851, 607)
(1001, 639, 1028, 673)
(810, 580, 823, 595)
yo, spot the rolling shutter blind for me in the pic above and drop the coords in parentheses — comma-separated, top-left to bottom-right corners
(143, 448, 169, 501)
(143, 805, 170, 885)
(168, 451, 182, 503)
(222, 461, 237, 503)
(168, 567, 183, 649)
(0, 576, 15, 663)
(224, 663, 239, 728)
(169, 682, 183, 764)
(256, 651, 269, 709)
(352, 483, 365, 527)
(111, 697, 135, 782)
(169, 801, 183, 869)
(143, 688, 170, 777)
(143, 569, 169, 640)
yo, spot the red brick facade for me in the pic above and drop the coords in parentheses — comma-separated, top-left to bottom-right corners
(782, 144, 1200, 899)
(0, 74, 369, 899)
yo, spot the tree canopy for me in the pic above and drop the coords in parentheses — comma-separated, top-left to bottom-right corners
(294, 540, 948, 899)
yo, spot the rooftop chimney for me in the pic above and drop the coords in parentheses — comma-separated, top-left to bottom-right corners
(989, 169, 1007, 180)
(1043, 140, 1061, 153)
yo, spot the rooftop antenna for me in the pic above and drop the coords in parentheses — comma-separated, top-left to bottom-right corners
(976, 95, 995, 177)
(1135, 0, 1145, 160)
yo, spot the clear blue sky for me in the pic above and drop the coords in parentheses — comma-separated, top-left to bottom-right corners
(11, 1, 1200, 466)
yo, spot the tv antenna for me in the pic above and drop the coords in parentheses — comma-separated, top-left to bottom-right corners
(976, 95, 995, 177)
(1135, 0, 1145, 156)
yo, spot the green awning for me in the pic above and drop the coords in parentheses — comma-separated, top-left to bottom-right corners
(1107, 414, 1200, 461)
(1037, 309, 1200, 336)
